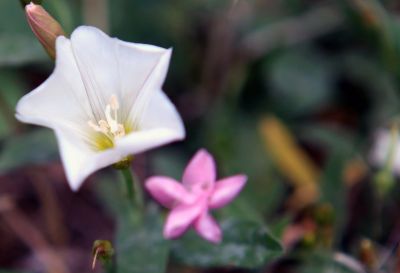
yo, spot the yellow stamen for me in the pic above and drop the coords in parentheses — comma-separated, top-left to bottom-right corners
(88, 94, 126, 150)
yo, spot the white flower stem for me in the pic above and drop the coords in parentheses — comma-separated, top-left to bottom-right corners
(121, 167, 144, 210)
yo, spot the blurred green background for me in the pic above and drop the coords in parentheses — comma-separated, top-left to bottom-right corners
(2, 0, 400, 272)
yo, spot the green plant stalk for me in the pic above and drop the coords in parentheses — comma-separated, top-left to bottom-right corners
(103, 259, 116, 273)
(121, 167, 144, 210)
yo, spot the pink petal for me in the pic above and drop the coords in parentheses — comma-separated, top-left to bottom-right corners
(182, 149, 216, 189)
(164, 201, 205, 239)
(145, 176, 193, 208)
(194, 212, 222, 244)
(209, 174, 247, 209)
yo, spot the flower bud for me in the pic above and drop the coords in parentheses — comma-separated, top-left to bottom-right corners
(92, 240, 114, 270)
(25, 3, 66, 59)
(359, 238, 377, 269)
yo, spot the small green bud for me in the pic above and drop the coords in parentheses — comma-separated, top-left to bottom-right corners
(113, 156, 133, 170)
(359, 238, 377, 269)
(92, 240, 114, 270)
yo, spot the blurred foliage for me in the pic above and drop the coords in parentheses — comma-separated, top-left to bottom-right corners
(298, 251, 364, 273)
(171, 219, 282, 268)
(269, 48, 335, 115)
(0, 129, 57, 173)
(0, 1, 46, 65)
(99, 179, 169, 273)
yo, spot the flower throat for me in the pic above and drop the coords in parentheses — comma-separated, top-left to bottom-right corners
(88, 94, 129, 150)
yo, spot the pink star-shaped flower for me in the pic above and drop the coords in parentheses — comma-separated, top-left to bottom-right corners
(145, 149, 247, 243)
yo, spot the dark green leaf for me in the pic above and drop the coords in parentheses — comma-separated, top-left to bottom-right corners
(171, 219, 283, 268)
(98, 178, 169, 273)
(116, 205, 169, 273)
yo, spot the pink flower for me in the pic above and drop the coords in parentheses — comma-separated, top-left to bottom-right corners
(145, 149, 247, 243)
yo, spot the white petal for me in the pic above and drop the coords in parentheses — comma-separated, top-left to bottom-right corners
(115, 90, 185, 155)
(69, 26, 169, 122)
(126, 47, 172, 126)
(370, 129, 400, 176)
(370, 130, 390, 165)
(116, 40, 169, 121)
(16, 36, 93, 131)
(54, 129, 124, 190)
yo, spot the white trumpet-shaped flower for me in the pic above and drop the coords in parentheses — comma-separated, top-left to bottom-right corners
(16, 26, 185, 190)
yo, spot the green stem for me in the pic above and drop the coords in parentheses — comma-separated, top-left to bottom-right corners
(103, 259, 116, 273)
(121, 167, 144, 210)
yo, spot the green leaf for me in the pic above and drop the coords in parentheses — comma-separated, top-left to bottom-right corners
(98, 178, 169, 273)
(116, 205, 169, 273)
(171, 219, 283, 268)
(0, 129, 58, 173)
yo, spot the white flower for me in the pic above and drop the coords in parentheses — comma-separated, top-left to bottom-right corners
(16, 26, 185, 190)
(370, 129, 400, 175)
